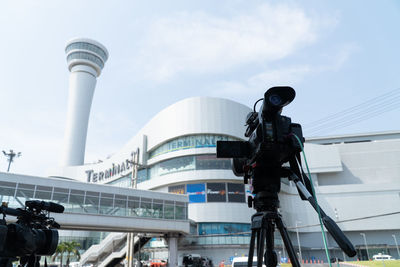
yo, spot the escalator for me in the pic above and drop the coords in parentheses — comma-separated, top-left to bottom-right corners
(80, 233, 151, 267)
(105, 236, 151, 267)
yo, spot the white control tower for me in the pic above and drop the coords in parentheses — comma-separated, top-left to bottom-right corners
(60, 38, 109, 166)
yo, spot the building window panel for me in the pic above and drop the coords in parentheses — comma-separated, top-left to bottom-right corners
(85, 195, 99, 214)
(227, 183, 245, 203)
(206, 183, 227, 202)
(99, 197, 114, 215)
(168, 185, 185, 195)
(196, 155, 231, 170)
(149, 134, 240, 159)
(164, 204, 174, 219)
(34, 190, 52, 200)
(69, 194, 85, 213)
(187, 184, 206, 203)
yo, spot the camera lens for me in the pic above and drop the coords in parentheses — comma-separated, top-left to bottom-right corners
(269, 95, 282, 106)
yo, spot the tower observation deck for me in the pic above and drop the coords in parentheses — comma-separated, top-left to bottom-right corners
(65, 38, 108, 76)
(61, 38, 109, 166)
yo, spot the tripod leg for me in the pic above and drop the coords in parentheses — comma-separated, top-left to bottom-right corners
(248, 229, 257, 267)
(258, 227, 266, 267)
(264, 220, 278, 267)
(275, 217, 301, 267)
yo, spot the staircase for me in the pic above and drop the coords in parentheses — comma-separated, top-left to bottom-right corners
(80, 233, 151, 267)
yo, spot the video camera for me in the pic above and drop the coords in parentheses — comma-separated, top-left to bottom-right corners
(0, 200, 64, 267)
(217, 86, 304, 196)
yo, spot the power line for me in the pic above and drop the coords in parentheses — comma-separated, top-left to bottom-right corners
(304, 88, 400, 128)
(290, 211, 400, 230)
(306, 95, 400, 131)
(306, 100, 400, 135)
(304, 88, 400, 135)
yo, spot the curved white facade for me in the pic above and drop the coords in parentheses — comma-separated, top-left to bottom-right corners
(53, 97, 255, 224)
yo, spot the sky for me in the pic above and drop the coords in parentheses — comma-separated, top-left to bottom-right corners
(0, 0, 399, 176)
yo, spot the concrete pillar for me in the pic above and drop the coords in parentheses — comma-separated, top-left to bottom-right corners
(167, 235, 179, 267)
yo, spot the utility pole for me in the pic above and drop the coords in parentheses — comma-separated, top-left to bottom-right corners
(295, 221, 303, 263)
(127, 148, 141, 267)
(360, 233, 370, 260)
(2, 150, 21, 172)
(392, 234, 400, 259)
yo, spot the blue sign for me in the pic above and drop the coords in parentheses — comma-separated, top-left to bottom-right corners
(187, 184, 206, 203)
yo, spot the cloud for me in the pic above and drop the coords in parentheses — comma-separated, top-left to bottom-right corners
(210, 44, 357, 99)
(249, 66, 312, 89)
(134, 3, 320, 82)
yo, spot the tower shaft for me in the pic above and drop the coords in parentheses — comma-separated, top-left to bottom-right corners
(60, 38, 108, 166)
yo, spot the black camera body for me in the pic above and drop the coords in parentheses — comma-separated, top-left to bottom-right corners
(217, 86, 304, 195)
(0, 200, 64, 266)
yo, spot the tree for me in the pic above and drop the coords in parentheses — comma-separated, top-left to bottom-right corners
(51, 241, 81, 267)
(64, 241, 81, 267)
(52, 242, 68, 267)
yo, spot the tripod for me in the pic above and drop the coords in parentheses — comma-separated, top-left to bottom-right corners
(246, 157, 357, 267)
(248, 191, 300, 267)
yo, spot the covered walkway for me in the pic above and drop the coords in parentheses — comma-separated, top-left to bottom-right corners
(0, 172, 189, 234)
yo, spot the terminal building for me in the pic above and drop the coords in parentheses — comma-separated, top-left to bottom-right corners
(2, 38, 399, 265)
(50, 92, 400, 263)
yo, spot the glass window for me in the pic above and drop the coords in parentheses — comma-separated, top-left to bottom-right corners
(137, 169, 148, 183)
(149, 134, 240, 158)
(69, 193, 85, 213)
(54, 187, 69, 193)
(65, 42, 107, 62)
(164, 204, 174, 219)
(17, 189, 33, 199)
(168, 185, 185, 195)
(227, 183, 245, 203)
(198, 223, 250, 235)
(34, 188, 52, 200)
(140, 199, 152, 217)
(100, 196, 114, 215)
(206, 183, 226, 202)
(128, 197, 140, 217)
(16, 184, 34, 199)
(0, 181, 16, 188)
(18, 183, 35, 190)
(107, 175, 132, 188)
(67, 52, 104, 69)
(52, 192, 69, 204)
(152, 200, 163, 218)
(159, 156, 195, 176)
(0, 186, 15, 198)
(71, 189, 84, 195)
(187, 184, 206, 203)
(175, 202, 186, 220)
(85, 194, 99, 214)
(196, 155, 231, 170)
(147, 154, 233, 181)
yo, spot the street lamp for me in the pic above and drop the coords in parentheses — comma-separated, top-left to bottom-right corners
(392, 234, 400, 259)
(296, 221, 302, 263)
(2, 149, 21, 172)
(360, 233, 370, 260)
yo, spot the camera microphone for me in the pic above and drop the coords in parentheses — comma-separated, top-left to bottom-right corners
(25, 200, 65, 213)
